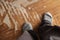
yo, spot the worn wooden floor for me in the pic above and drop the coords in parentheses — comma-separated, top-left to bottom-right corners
(0, 0, 60, 40)
(26, 0, 60, 26)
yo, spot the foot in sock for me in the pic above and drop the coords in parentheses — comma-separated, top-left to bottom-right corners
(22, 22, 33, 32)
(42, 12, 53, 26)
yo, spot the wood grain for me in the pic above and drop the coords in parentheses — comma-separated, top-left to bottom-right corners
(0, 0, 60, 40)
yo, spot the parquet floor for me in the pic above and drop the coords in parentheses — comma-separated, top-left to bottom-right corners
(0, 0, 60, 40)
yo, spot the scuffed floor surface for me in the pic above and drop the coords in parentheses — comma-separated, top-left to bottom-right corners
(0, 0, 60, 40)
